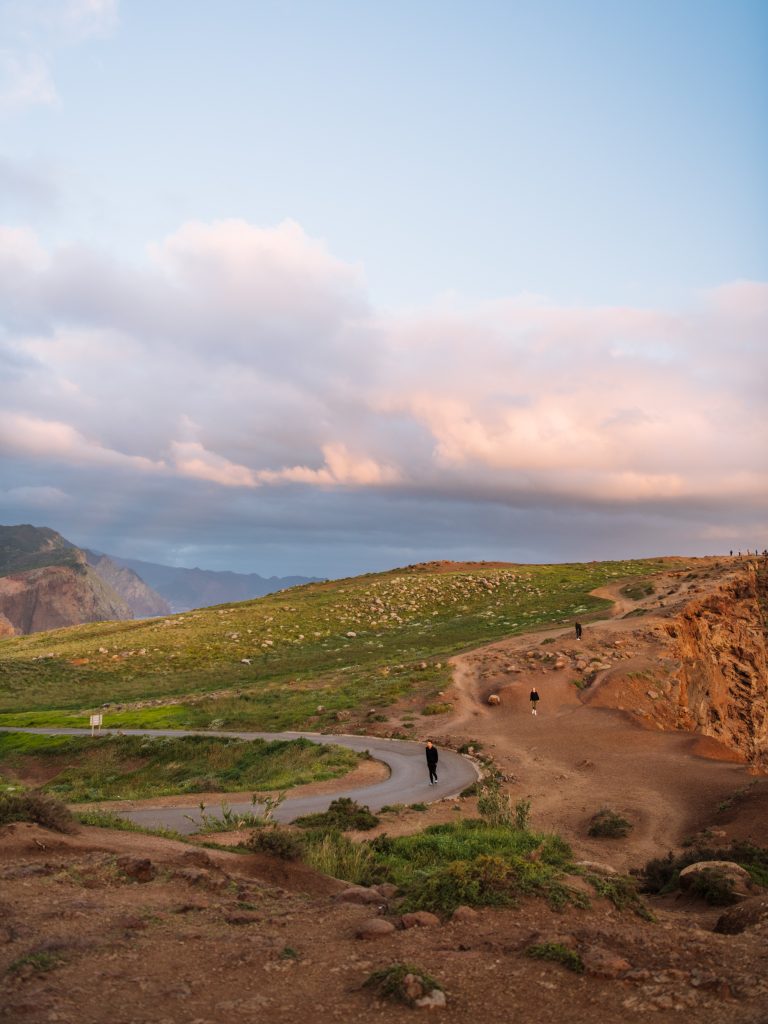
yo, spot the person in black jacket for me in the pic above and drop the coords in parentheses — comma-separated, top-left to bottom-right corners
(425, 740, 439, 784)
(530, 687, 540, 716)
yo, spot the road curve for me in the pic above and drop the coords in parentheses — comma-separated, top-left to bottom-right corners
(0, 727, 480, 834)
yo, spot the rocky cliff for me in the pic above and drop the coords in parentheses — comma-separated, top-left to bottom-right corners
(666, 561, 768, 772)
(0, 563, 133, 635)
(85, 551, 171, 618)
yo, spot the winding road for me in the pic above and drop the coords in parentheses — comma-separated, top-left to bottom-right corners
(0, 727, 480, 834)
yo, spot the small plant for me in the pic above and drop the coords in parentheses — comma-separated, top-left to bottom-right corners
(247, 826, 303, 860)
(514, 798, 532, 831)
(8, 951, 63, 975)
(363, 963, 444, 1007)
(421, 703, 453, 716)
(0, 791, 77, 833)
(409, 802, 428, 812)
(688, 868, 739, 906)
(525, 943, 584, 973)
(279, 946, 300, 961)
(187, 800, 266, 834)
(299, 829, 378, 884)
(588, 808, 632, 838)
(457, 740, 482, 754)
(587, 874, 654, 920)
(476, 779, 514, 828)
(293, 797, 379, 832)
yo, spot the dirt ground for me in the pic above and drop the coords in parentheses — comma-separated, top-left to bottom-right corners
(2, 556, 768, 1023)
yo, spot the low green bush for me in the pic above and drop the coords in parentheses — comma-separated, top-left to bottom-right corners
(300, 828, 380, 884)
(588, 809, 632, 838)
(688, 868, 739, 906)
(0, 790, 77, 833)
(293, 797, 379, 832)
(247, 826, 303, 860)
(526, 943, 584, 973)
(363, 963, 443, 1006)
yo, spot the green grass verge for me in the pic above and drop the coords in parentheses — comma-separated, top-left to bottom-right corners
(0, 731, 358, 801)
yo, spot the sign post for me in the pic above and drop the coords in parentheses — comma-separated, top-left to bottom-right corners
(89, 713, 103, 736)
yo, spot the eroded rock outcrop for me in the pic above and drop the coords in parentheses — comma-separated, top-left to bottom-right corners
(666, 563, 768, 772)
(0, 563, 133, 634)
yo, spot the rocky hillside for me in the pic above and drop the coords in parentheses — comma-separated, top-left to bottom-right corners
(0, 562, 133, 636)
(667, 560, 768, 772)
(0, 526, 139, 636)
(84, 551, 170, 618)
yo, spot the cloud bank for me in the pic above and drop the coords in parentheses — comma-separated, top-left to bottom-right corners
(1, 217, 766, 573)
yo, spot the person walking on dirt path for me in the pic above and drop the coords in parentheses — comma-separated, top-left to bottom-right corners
(425, 740, 439, 784)
(575, 621, 583, 640)
(529, 688, 540, 716)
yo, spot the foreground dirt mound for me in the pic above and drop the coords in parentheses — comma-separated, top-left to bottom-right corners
(2, 823, 767, 1024)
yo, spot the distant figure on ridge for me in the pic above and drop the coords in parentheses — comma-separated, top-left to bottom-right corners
(425, 740, 439, 785)
(529, 687, 540, 716)
(575, 621, 583, 640)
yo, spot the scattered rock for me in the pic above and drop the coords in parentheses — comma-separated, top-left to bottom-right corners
(714, 895, 768, 934)
(356, 918, 396, 940)
(415, 988, 447, 1010)
(580, 944, 631, 978)
(487, 694, 501, 706)
(374, 883, 399, 899)
(337, 886, 385, 906)
(573, 860, 618, 876)
(451, 905, 479, 923)
(401, 911, 440, 929)
(115, 856, 156, 883)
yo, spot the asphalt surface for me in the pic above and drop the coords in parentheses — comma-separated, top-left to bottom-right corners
(0, 726, 480, 834)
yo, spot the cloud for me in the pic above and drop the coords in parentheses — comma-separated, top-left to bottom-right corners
(3, 484, 70, 507)
(1, 218, 766, 571)
(0, 0, 117, 113)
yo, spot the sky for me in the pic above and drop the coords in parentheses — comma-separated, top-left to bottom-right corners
(1, 0, 766, 578)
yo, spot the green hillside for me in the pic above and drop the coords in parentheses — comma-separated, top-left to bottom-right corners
(0, 558, 671, 731)
(0, 524, 83, 578)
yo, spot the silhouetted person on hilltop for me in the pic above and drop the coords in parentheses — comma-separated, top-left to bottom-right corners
(425, 740, 438, 785)
(530, 687, 540, 716)
(575, 621, 583, 640)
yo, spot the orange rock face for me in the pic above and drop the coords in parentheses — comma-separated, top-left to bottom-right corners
(667, 565, 768, 772)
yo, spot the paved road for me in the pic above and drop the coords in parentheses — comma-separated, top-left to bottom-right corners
(0, 727, 480, 834)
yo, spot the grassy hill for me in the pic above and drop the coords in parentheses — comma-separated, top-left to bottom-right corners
(0, 524, 83, 578)
(0, 558, 671, 731)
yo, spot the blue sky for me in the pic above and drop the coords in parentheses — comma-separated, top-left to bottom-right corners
(1, 0, 766, 575)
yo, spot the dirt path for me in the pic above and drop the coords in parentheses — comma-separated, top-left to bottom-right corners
(445, 566, 753, 871)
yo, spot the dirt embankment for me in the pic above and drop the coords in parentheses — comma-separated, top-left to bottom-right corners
(665, 562, 768, 772)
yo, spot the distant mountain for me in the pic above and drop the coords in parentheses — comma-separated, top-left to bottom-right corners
(84, 551, 171, 618)
(0, 525, 134, 636)
(109, 555, 322, 612)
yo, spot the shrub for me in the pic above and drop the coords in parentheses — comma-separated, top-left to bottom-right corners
(0, 791, 77, 833)
(514, 798, 532, 831)
(588, 809, 632, 838)
(587, 874, 654, 920)
(421, 703, 453, 716)
(247, 826, 303, 861)
(526, 943, 584, 973)
(300, 829, 379, 884)
(364, 964, 443, 1007)
(399, 855, 520, 915)
(687, 868, 739, 906)
(293, 797, 379, 832)
(476, 780, 514, 828)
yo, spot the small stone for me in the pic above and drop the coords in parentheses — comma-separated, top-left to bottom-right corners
(451, 905, 479, 923)
(337, 886, 385, 905)
(356, 918, 396, 940)
(415, 989, 447, 1010)
(401, 911, 440, 929)
(580, 944, 631, 978)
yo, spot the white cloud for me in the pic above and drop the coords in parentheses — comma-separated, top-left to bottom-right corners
(4, 484, 71, 507)
(1, 220, 766, 527)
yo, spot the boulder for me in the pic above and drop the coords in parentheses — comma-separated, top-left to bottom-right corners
(580, 944, 631, 978)
(356, 918, 396, 940)
(116, 856, 156, 883)
(451, 905, 480, 923)
(401, 911, 440, 929)
(573, 860, 618, 876)
(337, 886, 385, 906)
(714, 895, 768, 934)
(678, 861, 755, 899)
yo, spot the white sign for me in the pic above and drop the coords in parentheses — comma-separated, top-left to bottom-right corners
(89, 713, 103, 735)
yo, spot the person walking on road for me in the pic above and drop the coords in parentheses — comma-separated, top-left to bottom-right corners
(425, 740, 439, 784)
(575, 621, 583, 640)
(529, 687, 540, 716)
